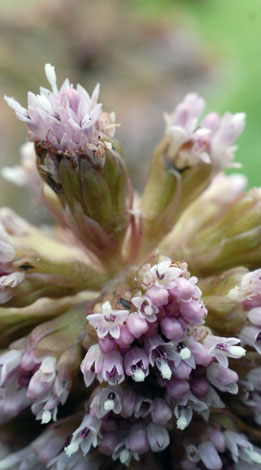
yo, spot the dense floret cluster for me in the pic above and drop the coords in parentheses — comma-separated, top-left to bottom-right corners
(0, 65, 260, 470)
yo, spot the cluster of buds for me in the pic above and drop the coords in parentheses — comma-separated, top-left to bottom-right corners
(0, 64, 260, 469)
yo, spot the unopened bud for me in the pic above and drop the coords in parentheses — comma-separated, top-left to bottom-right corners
(169, 188, 261, 276)
(140, 94, 245, 258)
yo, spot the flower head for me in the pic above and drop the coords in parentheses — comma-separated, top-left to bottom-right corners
(165, 93, 245, 171)
(5, 65, 116, 168)
(1, 67, 261, 470)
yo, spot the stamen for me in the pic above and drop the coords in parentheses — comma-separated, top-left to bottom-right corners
(120, 449, 130, 464)
(133, 369, 145, 382)
(159, 361, 172, 380)
(180, 347, 191, 360)
(41, 410, 51, 424)
(104, 399, 115, 411)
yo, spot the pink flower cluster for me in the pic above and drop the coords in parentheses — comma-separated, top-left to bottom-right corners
(0, 346, 70, 425)
(61, 257, 246, 465)
(229, 269, 261, 355)
(4, 64, 116, 168)
(0, 214, 26, 304)
(181, 425, 261, 470)
(165, 93, 245, 171)
(228, 269, 261, 427)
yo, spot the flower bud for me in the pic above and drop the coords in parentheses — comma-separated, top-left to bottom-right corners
(0, 207, 106, 308)
(160, 317, 184, 340)
(99, 431, 120, 456)
(207, 427, 225, 453)
(120, 388, 136, 418)
(206, 363, 238, 394)
(161, 173, 247, 257)
(5, 64, 133, 273)
(41, 148, 131, 271)
(199, 267, 251, 333)
(127, 423, 149, 453)
(197, 441, 223, 470)
(126, 312, 148, 338)
(28, 307, 86, 359)
(151, 398, 172, 425)
(147, 423, 170, 452)
(191, 377, 210, 396)
(140, 95, 245, 257)
(140, 136, 212, 257)
(98, 336, 116, 354)
(167, 378, 190, 397)
(168, 188, 261, 276)
(0, 291, 92, 347)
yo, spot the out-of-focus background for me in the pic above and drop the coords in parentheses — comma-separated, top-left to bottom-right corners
(0, 0, 260, 220)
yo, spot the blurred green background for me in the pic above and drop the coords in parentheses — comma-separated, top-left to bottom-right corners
(0, 0, 260, 219)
